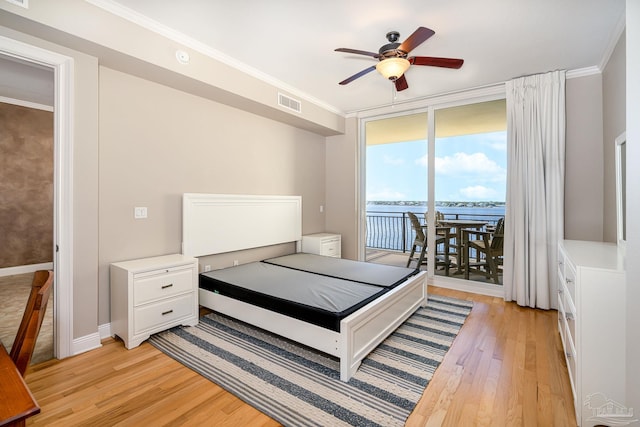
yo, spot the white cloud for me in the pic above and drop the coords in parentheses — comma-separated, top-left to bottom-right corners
(435, 152, 505, 176)
(459, 185, 499, 199)
(415, 154, 427, 167)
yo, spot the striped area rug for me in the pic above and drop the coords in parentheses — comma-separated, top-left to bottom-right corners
(148, 295, 473, 427)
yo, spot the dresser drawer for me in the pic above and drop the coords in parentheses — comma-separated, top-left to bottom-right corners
(564, 263, 576, 303)
(564, 319, 577, 397)
(557, 295, 567, 349)
(563, 290, 576, 349)
(134, 267, 194, 305)
(557, 247, 566, 281)
(134, 293, 195, 333)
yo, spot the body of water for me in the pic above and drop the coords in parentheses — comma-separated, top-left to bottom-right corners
(367, 203, 505, 221)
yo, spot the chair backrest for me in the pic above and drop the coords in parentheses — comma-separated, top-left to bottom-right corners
(10, 270, 53, 376)
(407, 212, 425, 242)
(491, 218, 505, 251)
(422, 211, 445, 225)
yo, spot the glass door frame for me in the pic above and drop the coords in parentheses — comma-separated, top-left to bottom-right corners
(357, 85, 506, 296)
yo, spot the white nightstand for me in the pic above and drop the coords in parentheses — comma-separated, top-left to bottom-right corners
(301, 233, 341, 258)
(110, 254, 199, 349)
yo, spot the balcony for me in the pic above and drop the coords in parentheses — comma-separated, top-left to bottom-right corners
(365, 209, 505, 284)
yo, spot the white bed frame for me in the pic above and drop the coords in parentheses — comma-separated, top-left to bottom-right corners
(183, 193, 427, 381)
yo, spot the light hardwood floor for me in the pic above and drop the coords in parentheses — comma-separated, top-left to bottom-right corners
(23, 286, 576, 426)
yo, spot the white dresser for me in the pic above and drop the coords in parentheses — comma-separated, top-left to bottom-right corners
(557, 240, 627, 426)
(301, 233, 341, 258)
(110, 254, 199, 349)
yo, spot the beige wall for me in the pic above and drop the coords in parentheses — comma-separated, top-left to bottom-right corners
(98, 67, 326, 325)
(0, 103, 53, 268)
(564, 74, 604, 241)
(602, 31, 626, 242)
(326, 117, 359, 260)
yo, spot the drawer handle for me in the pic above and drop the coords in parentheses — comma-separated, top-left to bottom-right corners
(162, 309, 174, 316)
(558, 288, 563, 294)
(161, 283, 174, 289)
(566, 351, 572, 359)
(566, 278, 573, 284)
(565, 312, 574, 321)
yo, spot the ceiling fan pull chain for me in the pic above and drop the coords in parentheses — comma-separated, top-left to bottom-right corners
(391, 82, 397, 107)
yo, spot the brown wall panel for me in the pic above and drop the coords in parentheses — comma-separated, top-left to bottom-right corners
(0, 102, 53, 268)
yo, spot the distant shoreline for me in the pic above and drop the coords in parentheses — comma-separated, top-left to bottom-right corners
(367, 200, 506, 208)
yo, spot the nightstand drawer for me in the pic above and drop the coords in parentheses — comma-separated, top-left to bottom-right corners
(134, 267, 194, 305)
(134, 293, 195, 333)
(320, 238, 340, 257)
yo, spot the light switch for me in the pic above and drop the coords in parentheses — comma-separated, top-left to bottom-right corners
(134, 207, 148, 219)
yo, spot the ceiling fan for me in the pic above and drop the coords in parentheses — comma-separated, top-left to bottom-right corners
(335, 26, 464, 91)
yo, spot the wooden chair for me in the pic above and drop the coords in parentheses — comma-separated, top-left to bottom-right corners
(10, 270, 53, 376)
(406, 212, 451, 275)
(462, 218, 504, 284)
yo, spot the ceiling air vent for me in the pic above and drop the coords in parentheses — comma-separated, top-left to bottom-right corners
(278, 93, 302, 114)
(4, 0, 28, 8)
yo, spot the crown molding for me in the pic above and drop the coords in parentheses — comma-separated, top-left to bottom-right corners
(566, 66, 601, 79)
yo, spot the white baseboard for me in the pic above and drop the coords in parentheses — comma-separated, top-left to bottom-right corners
(0, 262, 54, 278)
(72, 332, 102, 356)
(98, 323, 112, 340)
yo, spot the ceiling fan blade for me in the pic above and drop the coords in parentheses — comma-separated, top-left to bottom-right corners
(395, 74, 409, 91)
(410, 56, 464, 69)
(338, 65, 377, 85)
(398, 27, 435, 54)
(335, 48, 380, 58)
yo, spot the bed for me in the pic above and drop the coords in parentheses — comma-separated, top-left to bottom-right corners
(183, 193, 427, 381)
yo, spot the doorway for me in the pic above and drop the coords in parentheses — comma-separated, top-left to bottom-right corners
(0, 96, 54, 363)
(0, 34, 74, 359)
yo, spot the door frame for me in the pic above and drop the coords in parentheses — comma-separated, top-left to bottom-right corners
(0, 34, 74, 358)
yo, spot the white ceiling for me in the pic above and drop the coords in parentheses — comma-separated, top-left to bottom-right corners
(108, 0, 625, 114)
(0, 1, 626, 114)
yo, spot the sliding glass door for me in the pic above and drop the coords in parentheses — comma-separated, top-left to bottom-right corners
(432, 100, 506, 287)
(363, 96, 506, 292)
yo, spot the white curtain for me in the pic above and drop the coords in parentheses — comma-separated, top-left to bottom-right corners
(504, 70, 565, 309)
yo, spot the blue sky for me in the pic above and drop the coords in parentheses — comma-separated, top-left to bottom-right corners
(366, 131, 507, 202)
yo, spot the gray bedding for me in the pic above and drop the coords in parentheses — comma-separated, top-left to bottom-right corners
(263, 252, 418, 288)
(200, 261, 384, 313)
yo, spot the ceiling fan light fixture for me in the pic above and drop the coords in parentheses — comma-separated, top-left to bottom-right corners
(376, 57, 410, 80)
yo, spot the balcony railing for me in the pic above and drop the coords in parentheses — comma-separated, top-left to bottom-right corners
(366, 210, 504, 252)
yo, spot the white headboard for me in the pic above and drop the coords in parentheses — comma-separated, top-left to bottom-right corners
(182, 193, 302, 257)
